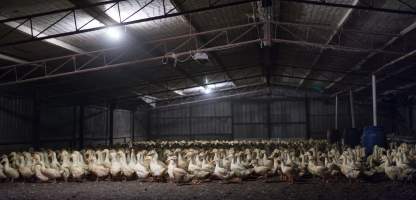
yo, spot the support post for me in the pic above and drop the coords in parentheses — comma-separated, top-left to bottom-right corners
(32, 93, 40, 150)
(78, 105, 84, 149)
(72, 106, 77, 149)
(305, 95, 311, 139)
(146, 110, 151, 140)
(108, 103, 115, 147)
(131, 110, 135, 142)
(349, 89, 356, 128)
(261, 0, 273, 88)
(409, 104, 413, 132)
(266, 99, 272, 139)
(188, 104, 192, 140)
(335, 94, 339, 130)
(372, 74, 377, 126)
(231, 100, 235, 140)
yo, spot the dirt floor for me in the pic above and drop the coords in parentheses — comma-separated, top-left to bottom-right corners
(0, 178, 415, 200)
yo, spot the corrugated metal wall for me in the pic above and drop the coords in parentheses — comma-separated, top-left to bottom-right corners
(0, 93, 405, 151)
(0, 96, 33, 152)
(40, 106, 75, 148)
(271, 100, 306, 138)
(84, 106, 108, 146)
(191, 101, 232, 139)
(18, 104, 137, 149)
(133, 109, 148, 140)
(150, 96, 380, 140)
(397, 105, 416, 136)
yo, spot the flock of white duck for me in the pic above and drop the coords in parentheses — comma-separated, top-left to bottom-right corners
(1, 139, 416, 184)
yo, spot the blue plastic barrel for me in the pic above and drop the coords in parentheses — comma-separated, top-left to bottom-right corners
(362, 126, 385, 155)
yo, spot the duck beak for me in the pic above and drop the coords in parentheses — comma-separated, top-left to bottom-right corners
(144, 156, 152, 160)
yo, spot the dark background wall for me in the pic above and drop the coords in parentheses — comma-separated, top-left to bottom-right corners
(149, 97, 378, 140)
(0, 93, 414, 152)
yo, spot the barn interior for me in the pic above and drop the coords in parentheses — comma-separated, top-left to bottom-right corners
(0, 0, 416, 199)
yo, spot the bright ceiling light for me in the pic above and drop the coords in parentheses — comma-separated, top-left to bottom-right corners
(202, 87, 212, 94)
(106, 27, 122, 40)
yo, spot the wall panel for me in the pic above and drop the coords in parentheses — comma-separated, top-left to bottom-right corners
(0, 96, 33, 152)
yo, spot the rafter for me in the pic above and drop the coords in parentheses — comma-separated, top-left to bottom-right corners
(325, 20, 416, 91)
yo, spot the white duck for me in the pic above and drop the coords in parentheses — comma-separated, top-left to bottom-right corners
(167, 156, 193, 184)
(70, 151, 85, 181)
(16, 154, 34, 181)
(1, 155, 19, 182)
(119, 150, 135, 180)
(0, 157, 9, 181)
(39, 159, 61, 182)
(134, 152, 150, 179)
(60, 150, 71, 182)
(147, 150, 167, 181)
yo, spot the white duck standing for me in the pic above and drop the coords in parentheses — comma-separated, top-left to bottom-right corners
(70, 151, 85, 181)
(110, 150, 122, 179)
(1, 155, 19, 182)
(60, 150, 71, 182)
(134, 152, 150, 179)
(147, 150, 167, 181)
(167, 156, 193, 184)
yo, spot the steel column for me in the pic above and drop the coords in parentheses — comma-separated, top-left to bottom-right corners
(305, 95, 311, 139)
(72, 106, 77, 148)
(349, 89, 356, 128)
(108, 103, 115, 147)
(266, 98, 272, 139)
(231, 100, 235, 140)
(409, 104, 413, 132)
(188, 104, 192, 140)
(78, 105, 84, 149)
(147, 110, 151, 140)
(32, 93, 40, 150)
(372, 74, 377, 126)
(335, 94, 338, 130)
(131, 109, 135, 142)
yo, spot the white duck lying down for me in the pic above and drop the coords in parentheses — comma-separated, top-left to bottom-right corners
(0, 140, 415, 184)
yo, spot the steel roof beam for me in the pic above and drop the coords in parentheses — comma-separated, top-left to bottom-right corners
(168, 0, 236, 86)
(47, 73, 264, 105)
(153, 83, 267, 108)
(280, 0, 416, 15)
(0, 52, 27, 64)
(0, 16, 86, 62)
(296, 0, 359, 89)
(325, 20, 416, 91)
(43, 64, 260, 100)
(0, 0, 260, 48)
(353, 50, 416, 93)
(0, 38, 260, 87)
(68, 0, 174, 98)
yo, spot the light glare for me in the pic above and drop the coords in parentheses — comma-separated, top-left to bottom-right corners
(203, 88, 212, 94)
(106, 27, 122, 40)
